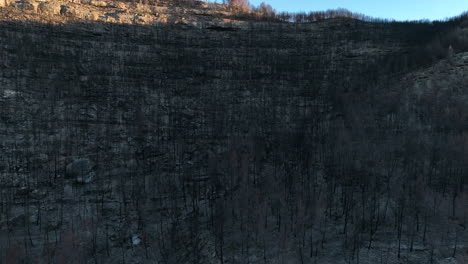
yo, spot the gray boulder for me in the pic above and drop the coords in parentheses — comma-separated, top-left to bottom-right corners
(13, 1, 35, 11)
(66, 158, 95, 184)
(60, 5, 74, 16)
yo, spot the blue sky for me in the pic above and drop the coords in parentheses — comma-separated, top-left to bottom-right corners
(212, 0, 468, 21)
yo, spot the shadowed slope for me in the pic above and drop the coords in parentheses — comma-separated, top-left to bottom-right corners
(0, 9, 468, 264)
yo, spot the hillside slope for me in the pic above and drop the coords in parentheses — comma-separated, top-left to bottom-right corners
(0, 3, 468, 264)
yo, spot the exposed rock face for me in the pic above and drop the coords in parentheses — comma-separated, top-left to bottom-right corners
(0, 0, 247, 24)
(0, 3, 468, 264)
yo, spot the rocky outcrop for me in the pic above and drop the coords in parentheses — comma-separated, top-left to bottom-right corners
(0, 0, 247, 24)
